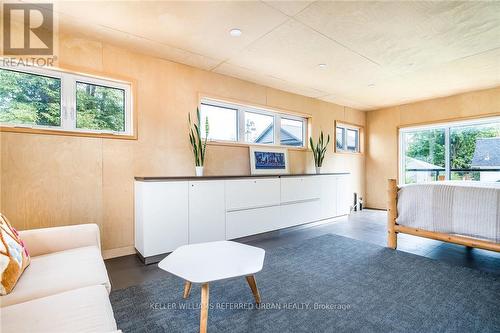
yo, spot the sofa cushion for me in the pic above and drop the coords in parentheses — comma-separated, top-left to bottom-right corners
(0, 246, 110, 307)
(0, 214, 30, 295)
(1, 285, 117, 333)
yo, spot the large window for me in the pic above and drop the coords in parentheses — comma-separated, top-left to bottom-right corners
(0, 66, 133, 136)
(199, 98, 307, 147)
(400, 117, 500, 184)
(336, 122, 361, 153)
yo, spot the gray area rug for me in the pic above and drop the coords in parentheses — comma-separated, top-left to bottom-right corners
(110, 234, 500, 332)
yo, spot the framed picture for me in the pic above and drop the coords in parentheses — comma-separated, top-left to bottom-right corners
(249, 147, 289, 175)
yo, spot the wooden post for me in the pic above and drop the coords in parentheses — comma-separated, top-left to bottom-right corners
(387, 179, 398, 249)
(394, 224, 500, 253)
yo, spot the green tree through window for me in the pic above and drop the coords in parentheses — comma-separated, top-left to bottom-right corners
(450, 125, 499, 169)
(402, 121, 500, 183)
(76, 82, 125, 132)
(0, 69, 61, 126)
(405, 129, 445, 168)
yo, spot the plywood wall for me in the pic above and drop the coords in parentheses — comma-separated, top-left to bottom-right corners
(0, 34, 365, 257)
(365, 87, 500, 209)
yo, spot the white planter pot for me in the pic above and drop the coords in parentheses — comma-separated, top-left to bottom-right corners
(315, 166, 322, 174)
(195, 166, 204, 177)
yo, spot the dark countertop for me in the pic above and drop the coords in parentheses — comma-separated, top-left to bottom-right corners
(135, 173, 350, 181)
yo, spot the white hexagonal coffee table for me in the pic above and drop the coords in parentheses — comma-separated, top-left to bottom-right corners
(158, 241, 265, 333)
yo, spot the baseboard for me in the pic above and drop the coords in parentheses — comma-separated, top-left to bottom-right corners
(102, 246, 136, 259)
(136, 250, 169, 265)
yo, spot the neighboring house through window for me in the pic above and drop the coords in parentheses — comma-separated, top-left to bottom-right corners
(470, 137, 500, 182)
(335, 122, 361, 153)
(253, 119, 304, 147)
(199, 98, 308, 147)
(399, 117, 500, 184)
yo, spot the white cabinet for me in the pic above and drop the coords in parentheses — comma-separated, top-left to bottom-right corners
(226, 206, 281, 239)
(280, 200, 321, 229)
(135, 174, 351, 262)
(280, 176, 321, 203)
(225, 178, 280, 211)
(189, 180, 225, 244)
(336, 175, 351, 215)
(135, 181, 188, 257)
(320, 175, 338, 219)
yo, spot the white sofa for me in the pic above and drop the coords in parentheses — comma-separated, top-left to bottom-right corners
(0, 224, 120, 333)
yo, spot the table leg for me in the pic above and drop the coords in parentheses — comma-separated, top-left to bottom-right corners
(183, 281, 192, 299)
(245, 275, 261, 304)
(200, 283, 209, 333)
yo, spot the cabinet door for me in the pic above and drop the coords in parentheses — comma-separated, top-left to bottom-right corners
(189, 180, 225, 244)
(319, 175, 338, 219)
(336, 175, 351, 216)
(281, 176, 321, 203)
(280, 200, 321, 229)
(226, 206, 281, 239)
(135, 181, 188, 257)
(225, 178, 280, 211)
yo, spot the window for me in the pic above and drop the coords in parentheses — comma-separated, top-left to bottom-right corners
(199, 98, 307, 147)
(281, 118, 304, 147)
(346, 129, 359, 152)
(76, 82, 125, 132)
(336, 127, 345, 150)
(245, 111, 274, 144)
(199, 102, 237, 141)
(399, 117, 500, 184)
(0, 65, 133, 137)
(0, 69, 61, 127)
(336, 122, 361, 153)
(400, 128, 445, 184)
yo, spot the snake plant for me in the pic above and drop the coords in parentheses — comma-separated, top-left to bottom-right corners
(309, 131, 330, 167)
(188, 108, 209, 166)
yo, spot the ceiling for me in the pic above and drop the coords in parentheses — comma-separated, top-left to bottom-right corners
(31, 1, 500, 110)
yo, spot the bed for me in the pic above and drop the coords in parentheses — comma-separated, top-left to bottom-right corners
(387, 179, 500, 252)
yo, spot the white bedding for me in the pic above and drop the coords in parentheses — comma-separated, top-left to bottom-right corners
(396, 182, 500, 243)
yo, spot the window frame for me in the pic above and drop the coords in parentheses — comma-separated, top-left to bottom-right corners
(398, 115, 500, 185)
(346, 128, 359, 152)
(243, 108, 276, 144)
(335, 121, 362, 154)
(0, 64, 135, 139)
(199, 99, 239, 142)
(199, 97, 308, 149)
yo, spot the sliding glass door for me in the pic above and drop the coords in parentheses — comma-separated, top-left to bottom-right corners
(399, 117, 500, 184)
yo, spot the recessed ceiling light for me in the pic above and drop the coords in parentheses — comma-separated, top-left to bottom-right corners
(368, 83, 375, 87)
(318, 63, 327, 69)
(229, 29, 242, 37)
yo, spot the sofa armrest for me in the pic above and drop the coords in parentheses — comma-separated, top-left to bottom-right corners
(19, 224, 101, 257)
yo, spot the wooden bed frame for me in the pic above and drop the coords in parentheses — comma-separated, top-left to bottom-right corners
(386, 179, 500, 252)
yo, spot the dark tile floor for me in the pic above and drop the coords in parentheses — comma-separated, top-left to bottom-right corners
(105, 209, 500, 290)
